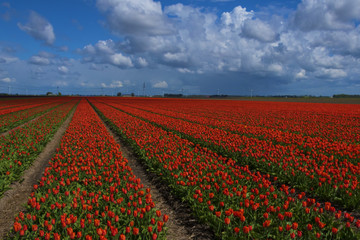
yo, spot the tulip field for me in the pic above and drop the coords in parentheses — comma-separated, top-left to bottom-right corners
(2, 97, 360, 239)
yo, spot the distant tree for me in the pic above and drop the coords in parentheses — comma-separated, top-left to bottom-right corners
(131, 92, 135, 97)
(58, 92, 62, 96)
(46, 92, 53, 96)
(117, 92, 122, 96)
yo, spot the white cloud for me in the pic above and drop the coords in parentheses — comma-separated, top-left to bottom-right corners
(317, 68, 347, 78)
(1, 77, 15, 83)
(29, 55, 50, 65)
(101, 80, 123, 88)
(177, 68, 194, 73)
(295, 69, 307, 79)
(58, 66, 69, 74)
(242, 19, 277, 42)
(18, 11, 55, 45)
(153, 81, 168, 88)
(163, 52, 188, 66)
(293, 0, 360, 31)
(221, 6, 253, 30)
(268, 63, 283, 74)
(96, 40, 115, 55)
(96, 0, 172, 36)
(79, 39, 133, 68)
(137, 57, 148, 67)
(108, 53, 133, 67)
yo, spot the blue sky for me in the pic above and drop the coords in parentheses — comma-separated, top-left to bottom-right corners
(0, 0, 360, 96)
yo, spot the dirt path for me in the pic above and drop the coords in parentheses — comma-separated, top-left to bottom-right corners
(0, 107, 76, 239)
(93, 108, 215, 240)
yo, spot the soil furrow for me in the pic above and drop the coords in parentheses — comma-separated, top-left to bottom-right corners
(0, 106, 76, 239)
(92, 103, 215, 240)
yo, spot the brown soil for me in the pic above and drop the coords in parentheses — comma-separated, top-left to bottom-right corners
(0, 107, 76, 239)
(94, 109, 216, 240)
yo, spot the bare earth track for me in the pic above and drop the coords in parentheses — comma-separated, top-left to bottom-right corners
(93, 104, 215, 240)
(0, 107, 76, 239)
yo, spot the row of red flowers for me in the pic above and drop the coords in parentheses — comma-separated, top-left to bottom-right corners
(0, 98, 60, 116)
(0, 99, 68, 133)
(0, 97, 61, 110)
(11, 99, 167, 239)
(114, 98, 360, 144)
(113, 99, 360, 162)
(99, 99, 360, 210)
(90, 98, 359, 239)
(0, 99, 77, 197)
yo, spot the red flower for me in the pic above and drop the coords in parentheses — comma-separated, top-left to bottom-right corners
(32, 224, 38, 232)
(307, 224, 312, 231)
(13, 222, 21, 232)
(156, 210, 161, 217)
(263, 220, 271, 228)
(292, 222, 298, 230)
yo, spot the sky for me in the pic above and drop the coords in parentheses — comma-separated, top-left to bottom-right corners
(0, 0, 360, 96)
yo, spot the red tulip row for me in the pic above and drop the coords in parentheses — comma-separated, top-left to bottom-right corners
(0, 99, 68, 133)
(96, 99, 360, 209)
(0, 98, 59, 116)
(11, 99, 167, 240)
(0, 98, 60, 110)
(105, 98, 360, 144)
(0, 99, 78, 197)
(90, 99, 360, 239)
(112, 99, 360, 162)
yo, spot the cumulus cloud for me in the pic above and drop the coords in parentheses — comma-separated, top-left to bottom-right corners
(293, 0, 360, 31)
(221, 6, 253, 30)
(79, 39, 133, 68)
(28, 51, 56, 65)
(109, 53, 133, 67)
(96, 0, 172, 36)
(153, 81, 168, 88)
(242, 19, 277, 42)
(101, 80, 123, 88)
(18, 11, 55, 45)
